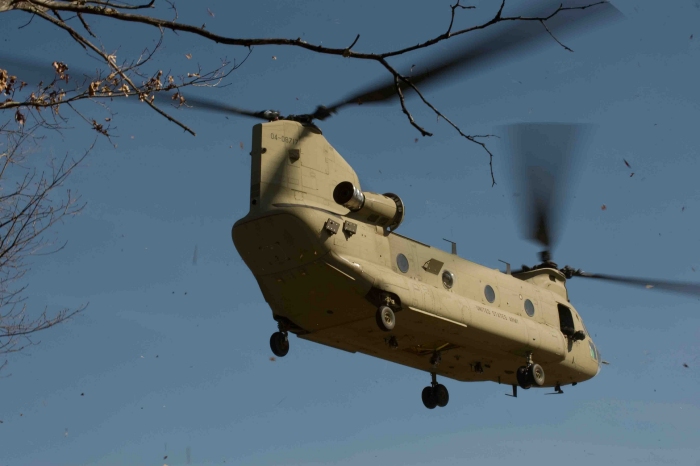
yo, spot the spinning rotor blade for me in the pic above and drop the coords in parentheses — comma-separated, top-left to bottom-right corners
(503, 123, 592, 253)
(178, 95, 275, 120)
(1, 55, 68, 82)
(2, 0, 621, 123)
(321, 0, 622, 117)
(0, 55, 270, 119)
(573, 271, 700, 296)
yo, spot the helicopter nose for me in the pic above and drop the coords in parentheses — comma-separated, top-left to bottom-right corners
(592, 342, 602, 375)
(595, 347, 610, 375)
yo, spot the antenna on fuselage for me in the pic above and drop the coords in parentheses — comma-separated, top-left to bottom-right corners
(498, 259, 512, 275)
(442, 238, 457, 255)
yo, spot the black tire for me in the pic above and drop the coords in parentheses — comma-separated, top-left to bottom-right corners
(270, 332, 289, 357)
(376, 306, 396, 332)
(516, 366, 532, 389)
(434, 384, 449, 407)
(529, 363, 545, 387)
(421, 386, 437, 409)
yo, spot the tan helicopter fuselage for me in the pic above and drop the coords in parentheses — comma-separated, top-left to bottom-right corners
(233, 120, 600, 388)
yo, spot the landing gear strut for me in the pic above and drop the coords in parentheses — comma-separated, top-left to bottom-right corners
(421, 372, 449, 409)
(270, 322, 290, 357)
(516, 352, 545, 389)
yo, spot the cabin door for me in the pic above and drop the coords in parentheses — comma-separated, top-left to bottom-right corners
(557, 304, 575, 338)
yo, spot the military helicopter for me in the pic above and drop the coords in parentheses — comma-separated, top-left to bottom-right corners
(181, 2, 700, 409)
(219, 118, 700, 409)
(5, 1, 699, 409)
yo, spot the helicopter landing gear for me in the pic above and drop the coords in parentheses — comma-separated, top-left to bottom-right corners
(516, 353, 545, 389)
(421, 372, 449, 409)
(430, 351, 442, 368)
(270, 321, 290, 357)
(530, 364, 545, 386)
(516, 366, 531, 389)
(376, 305, 396, 332)
(270, 331, 289, 357)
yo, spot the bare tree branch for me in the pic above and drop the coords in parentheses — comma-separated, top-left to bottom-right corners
(2, 0, 615, 177)
(398, 73, 499, 186)
(33, 7, 198, 134)
(0, 120, 88, 368)
(446, 1, 476, 37)
(8, 0, 608, 60)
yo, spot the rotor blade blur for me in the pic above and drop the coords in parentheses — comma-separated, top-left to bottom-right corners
(1, 55, 269, 120)
(503, 123, 592, 251)
(576, 272, 700, 296)
(323, 0, 622, 114)
(1, 55, 90, 83)
(181, 95, 271, 120)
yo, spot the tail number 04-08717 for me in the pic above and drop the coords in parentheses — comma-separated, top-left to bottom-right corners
(270, 133, 299, 145)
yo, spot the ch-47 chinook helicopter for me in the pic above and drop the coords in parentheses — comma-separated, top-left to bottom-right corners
(226, 118, 700, 409)
(179, 1, 700, 409)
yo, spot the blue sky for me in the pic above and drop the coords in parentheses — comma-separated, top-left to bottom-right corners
(1, 1, 699, 465)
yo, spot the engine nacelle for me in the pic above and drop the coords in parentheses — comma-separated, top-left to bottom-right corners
(333, 181, 405, 231)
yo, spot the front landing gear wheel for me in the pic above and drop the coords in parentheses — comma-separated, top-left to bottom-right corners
(376, 306, 396, 332)
(270, 332, 289, 357)
(422, 386, 437, 409)
(422, 372, 449, 409)
(434, 384, 449, 407)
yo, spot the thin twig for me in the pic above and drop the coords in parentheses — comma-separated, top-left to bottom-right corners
(447, 1, 476, 36)
(392, 73, 432, 137)
(77, 12, 97, 38)
(539, 19, 573, 52)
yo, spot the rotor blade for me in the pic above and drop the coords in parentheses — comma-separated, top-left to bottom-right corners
(1, 55, 270, 119)
(1, 55, 94, 83)
(502, 123, 592, 251)
(179, 95, 273, 120)
(575, 271, 700, 296)
(323, 0, 622, 115)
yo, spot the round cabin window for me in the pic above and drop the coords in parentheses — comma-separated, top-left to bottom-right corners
(396, 253, 409, 273)
(442, 270, 454, 289)
(484, 285, 496, 303)
(524, 299, 535, 317)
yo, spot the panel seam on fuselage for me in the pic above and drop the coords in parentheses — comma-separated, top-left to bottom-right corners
(272, 202, 344, 219)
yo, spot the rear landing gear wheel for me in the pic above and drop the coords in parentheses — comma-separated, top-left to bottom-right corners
(516, 366, 532, 389)
(270, 331, 289, 357)
(528, 363, 545, 387)
(434, 384, 449, 407)
(422, 386, 437, 409)
(516, 362, 545, 389)
(376, 306, 396, 332)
